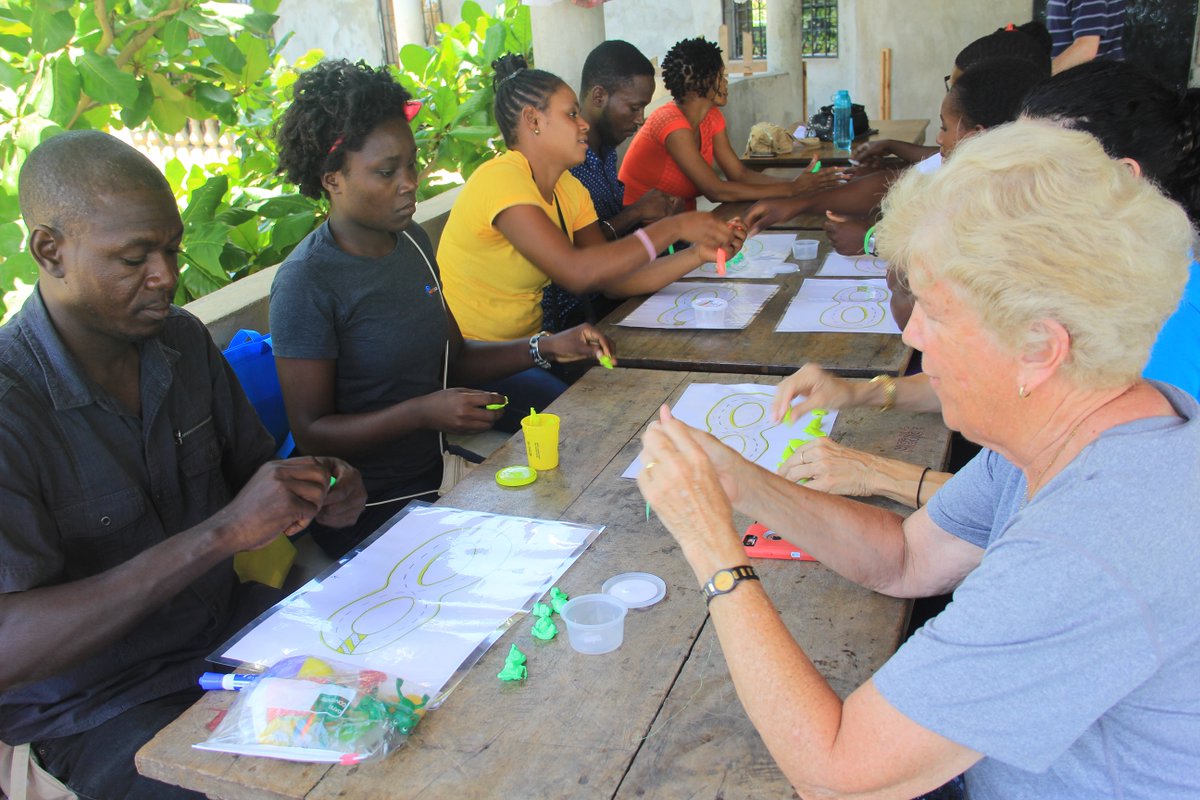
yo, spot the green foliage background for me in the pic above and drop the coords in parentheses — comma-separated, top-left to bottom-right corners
(0, 0, 529, 319)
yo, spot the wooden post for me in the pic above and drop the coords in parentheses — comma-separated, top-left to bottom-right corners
(801, 59, 808, 124)
(719, 22, 767, 78)
(880, 48, 892, 120)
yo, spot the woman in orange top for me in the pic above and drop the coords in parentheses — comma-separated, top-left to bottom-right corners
(620, 37, 842, 211)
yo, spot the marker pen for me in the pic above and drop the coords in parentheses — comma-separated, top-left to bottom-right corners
(199, 672, 260, 691)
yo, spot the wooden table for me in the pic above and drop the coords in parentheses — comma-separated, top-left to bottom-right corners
(596, 232, 912, 378)
(137, 368, 951, 799)
(742, 118, 930, 170)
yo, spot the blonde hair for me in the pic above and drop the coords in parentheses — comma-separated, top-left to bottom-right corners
(878, 120, 1196, 388)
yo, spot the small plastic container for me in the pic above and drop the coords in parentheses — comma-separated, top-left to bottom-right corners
(791, 239, 819, 261)
(560, 594, 628, 654)
(691, 297, 729, 327)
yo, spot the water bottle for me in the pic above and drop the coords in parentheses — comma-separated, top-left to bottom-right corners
(833, 90, 853, 150)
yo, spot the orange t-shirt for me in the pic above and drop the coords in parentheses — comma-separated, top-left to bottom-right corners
(619, 104, 726, 210)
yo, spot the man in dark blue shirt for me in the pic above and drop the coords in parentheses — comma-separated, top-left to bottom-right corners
(544, 40, 681, 332)
(1048, 0, 1126, 74)
(0, 131, 366, 799)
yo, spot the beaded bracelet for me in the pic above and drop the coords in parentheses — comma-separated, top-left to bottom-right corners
(529, 331, 552, 369)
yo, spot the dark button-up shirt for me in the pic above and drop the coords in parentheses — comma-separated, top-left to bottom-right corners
(569, 144, 624, 222)
(0, 288, 274, 743)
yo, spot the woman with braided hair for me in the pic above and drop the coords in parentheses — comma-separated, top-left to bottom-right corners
(618, 36, 842, 211)
(269, 59, 615, 557)
(438, 53, 743, 425)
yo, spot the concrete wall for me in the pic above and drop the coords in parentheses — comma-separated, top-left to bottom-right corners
(275, 0, 389, 64)
(529, 2, 606, 85)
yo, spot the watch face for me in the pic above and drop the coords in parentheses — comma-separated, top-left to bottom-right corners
(712, 570, 736, 592)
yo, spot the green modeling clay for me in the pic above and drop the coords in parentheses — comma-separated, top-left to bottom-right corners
(497, 644, 527, 681)
(532, 602, 551, 618)
(531, 616, 558, 640)
(549, 587, 569, 614)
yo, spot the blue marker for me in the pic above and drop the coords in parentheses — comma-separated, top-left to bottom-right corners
(199, 672, 260, 691)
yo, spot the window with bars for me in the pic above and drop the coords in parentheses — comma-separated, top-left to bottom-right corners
(802, 0, 838, 58)
(722, 0, 767, 60)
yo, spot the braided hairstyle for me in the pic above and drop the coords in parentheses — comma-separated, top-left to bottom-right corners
(276, 59, 413, 199)
(951, 58, 1047, 130)
(1021, 60, 1200, 226)
(492, 53, 568, 147)
(661, 37, 724, 102)
(955, 21, 1052, 73)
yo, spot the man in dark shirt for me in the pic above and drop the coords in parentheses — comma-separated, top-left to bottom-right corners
(0, 130, 366, 799)
(544, 40, 680, 332)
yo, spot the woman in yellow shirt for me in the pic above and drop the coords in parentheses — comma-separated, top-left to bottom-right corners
(439, 53, 742, 427)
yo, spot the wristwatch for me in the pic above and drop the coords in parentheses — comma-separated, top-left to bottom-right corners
(529, 331, 552, 370)
(701, 565, 760, 606)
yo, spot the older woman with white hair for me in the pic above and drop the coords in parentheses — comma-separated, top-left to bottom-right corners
(637, 121, 1199, 800)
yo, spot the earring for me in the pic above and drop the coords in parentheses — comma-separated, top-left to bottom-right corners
(534, 129, 540, 135)
(1018, 384, 1029, 399)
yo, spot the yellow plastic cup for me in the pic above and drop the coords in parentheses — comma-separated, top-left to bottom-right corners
(521, 412, 560, 470)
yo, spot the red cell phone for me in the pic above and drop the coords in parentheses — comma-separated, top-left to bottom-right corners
(742, 522, 815, 561)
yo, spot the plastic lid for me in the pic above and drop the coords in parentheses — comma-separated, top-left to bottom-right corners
(495, 465, 538, 487)
(602, 572, 666, 609)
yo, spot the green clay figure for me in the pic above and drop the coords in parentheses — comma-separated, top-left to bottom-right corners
(531, 616, 558, 640)
(549, 587, 569, 615)
(497, 644, 527, 681)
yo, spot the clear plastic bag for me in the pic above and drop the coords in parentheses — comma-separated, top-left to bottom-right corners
(194, 655, 428, 764)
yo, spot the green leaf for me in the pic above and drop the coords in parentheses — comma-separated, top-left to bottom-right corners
(268, 210, 316, 252)
(0, 34, 32, 56)
(14, 116, 62, 153)
(0, 60, 24, 92)
(482, 23, 506, 64)
(399, 43, 432, 76)
(176, 8, 229, 36)
(240, 12, 278, 35)
(447, 125, 497, 144)
(159, 19, 190, 57)
(216, 206, 255, 226)
(77, 52, 139, 106)
(461, 1, 483, 26)
(163, 157, 186, 190)
(35, 55, 80, 127)
(182, 220, 233, 282)
(149, 95, 188, 134)
(182, 175, 229, 224)
(194, 82, 236, 124)
(0, 221, 23, 255)
(120, 76, 155, 128)
(0, 251, 38, 293)
(0, 186, 20, 224)
(203, 35, 247, 74)
(253, 194, 316, 218)
(30, 7, 73, 54)
(235, 33, 271, 83)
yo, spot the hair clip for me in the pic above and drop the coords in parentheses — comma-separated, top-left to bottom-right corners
(404, 100, 423, 122)
(327, 135, 344, 156)
(498, 67, 526, 85)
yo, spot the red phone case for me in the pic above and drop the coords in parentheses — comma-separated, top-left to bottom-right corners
(742, 522, 816, 561)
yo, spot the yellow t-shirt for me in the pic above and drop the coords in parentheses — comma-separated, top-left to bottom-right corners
(438, 150, 598, 341)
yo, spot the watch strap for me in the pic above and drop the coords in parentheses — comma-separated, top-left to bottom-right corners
(702, 565, 760, 606)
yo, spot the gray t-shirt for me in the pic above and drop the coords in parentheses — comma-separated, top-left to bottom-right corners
(875, 382, 1200, 800)
(270, 223, 448, 496)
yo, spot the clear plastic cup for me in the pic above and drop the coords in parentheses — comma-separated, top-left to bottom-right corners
(691, 297, 729, 327)
(791, 239, 819, 260)
(560, 594, 627, 654)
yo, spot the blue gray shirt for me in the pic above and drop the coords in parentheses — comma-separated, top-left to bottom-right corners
(0, 289, 275, 743)
(875, 381, 1200, 799)
(1047, 0, 1126, 61)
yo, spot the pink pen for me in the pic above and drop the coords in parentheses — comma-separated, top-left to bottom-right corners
(716, 248, 727, 276)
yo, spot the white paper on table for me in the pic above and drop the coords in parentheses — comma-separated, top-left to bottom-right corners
(622, 383, 838, 477)
(775, 278, 902, 334)
(616, 281, 778, 330)
(212, 503, 603, 704)
(685, 233, 797, 279)
(814, 252, 889, 278)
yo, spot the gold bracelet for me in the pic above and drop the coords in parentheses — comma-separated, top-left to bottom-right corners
(869, 374, 897, 412)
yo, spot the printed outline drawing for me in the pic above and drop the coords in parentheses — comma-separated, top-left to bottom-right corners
(817, 253, 888, 278)
(818, 284, 890, 330)
(321, 523, 520, 656)
(656, 285, 738, 326)
(704, 390, 781, 461)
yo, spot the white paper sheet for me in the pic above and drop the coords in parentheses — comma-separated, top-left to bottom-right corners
(622, 383, 838, 477)
(775, 278, 902, 334)
(615, 282, 779, 330)
(685, 234, 797, 279)
(214, 504, 602, 701)
(814, 252, 889, 278)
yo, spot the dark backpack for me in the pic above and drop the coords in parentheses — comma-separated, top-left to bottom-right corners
(807, 103, 873, 142)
